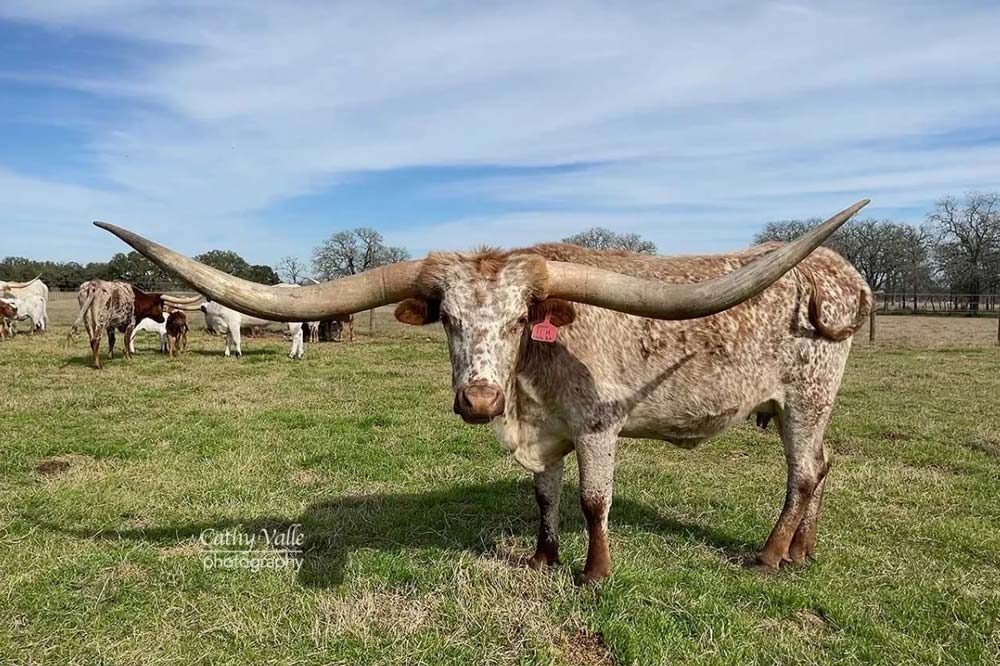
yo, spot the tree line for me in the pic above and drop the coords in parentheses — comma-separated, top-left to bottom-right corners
(5, 193, 997, 309)
(756, 192, 1000, 311)
(0, 250, 279, 291)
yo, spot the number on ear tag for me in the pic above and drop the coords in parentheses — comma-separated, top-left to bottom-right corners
(531, 314, 558, 343)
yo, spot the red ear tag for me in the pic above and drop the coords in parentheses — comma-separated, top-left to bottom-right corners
(531, 313, 558, 343)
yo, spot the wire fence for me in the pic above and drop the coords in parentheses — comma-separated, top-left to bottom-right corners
(874, 292, 1000, 316)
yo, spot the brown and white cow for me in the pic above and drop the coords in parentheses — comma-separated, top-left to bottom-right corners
(95, 200, 871, 582)
(71, 279, 201, 368)
(0, 300, 17, 340)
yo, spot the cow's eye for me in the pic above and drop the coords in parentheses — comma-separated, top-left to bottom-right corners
(517, 316, 528, 327)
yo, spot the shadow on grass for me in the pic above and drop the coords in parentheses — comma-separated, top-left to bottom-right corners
(29, 480, 758, 587)
(185, 348, 273, 358)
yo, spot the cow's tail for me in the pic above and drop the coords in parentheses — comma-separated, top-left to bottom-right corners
(805, 270, 872, 342)
(68, 292, 96, 341)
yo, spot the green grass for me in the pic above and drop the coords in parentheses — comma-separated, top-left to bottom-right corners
(0, 316, 998, 665)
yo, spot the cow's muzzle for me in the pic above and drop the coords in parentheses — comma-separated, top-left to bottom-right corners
(454, 381, 505, 424)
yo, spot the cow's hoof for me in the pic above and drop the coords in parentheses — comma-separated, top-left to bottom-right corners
(574, 569, 610, 587)
(747, 557, 780, 575)
(786, 551, 814, 568)
(526, 551, 559, 570)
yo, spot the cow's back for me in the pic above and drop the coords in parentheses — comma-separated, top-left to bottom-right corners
(516, 243, 869, 443)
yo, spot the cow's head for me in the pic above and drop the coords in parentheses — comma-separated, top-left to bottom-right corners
(394, 250, 574, 423)
(0, 300, 17, 319)
(133, 289, 166, 324)
(94, 199, 869, 423)
(133, 288, 203, 324)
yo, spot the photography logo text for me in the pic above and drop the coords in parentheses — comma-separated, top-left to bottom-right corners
(199, 525, 304, 572)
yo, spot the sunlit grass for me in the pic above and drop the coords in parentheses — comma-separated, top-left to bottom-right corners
(0, 313, 997, 665)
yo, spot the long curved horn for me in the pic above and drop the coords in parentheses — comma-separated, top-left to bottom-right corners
(545, 199, 869, 321)
(94, 222, 423, 321)
(1, 275, 40, 289)
(161, 293, 203, 305)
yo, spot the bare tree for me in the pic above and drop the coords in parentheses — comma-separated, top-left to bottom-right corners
(277, 256, 306, 284)
(927, 192, 1000, 312)
(312, 228, 410, 280)
(754, 217, 935, 296)
(562, 227, 656, 254)
(754, 218, 823, 244)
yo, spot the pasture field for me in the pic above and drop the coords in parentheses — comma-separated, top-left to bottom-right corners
(0, 312, 998, 665)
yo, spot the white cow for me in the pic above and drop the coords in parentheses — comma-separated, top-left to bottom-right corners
(0, 277, 48, 330)
(200, 300, 305, 359)
(129, 316, 169, 353)
(0, 275, 48, 301)
(0, 295, 47, 334)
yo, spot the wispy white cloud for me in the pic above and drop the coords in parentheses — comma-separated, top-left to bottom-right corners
(2, 1, 1000, 262)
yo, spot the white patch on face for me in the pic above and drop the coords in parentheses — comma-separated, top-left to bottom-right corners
(435, 259, 539, 392)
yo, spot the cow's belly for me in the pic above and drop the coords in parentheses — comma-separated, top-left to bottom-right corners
(619, 384, 774, 446)
(620, 409, 743, 448)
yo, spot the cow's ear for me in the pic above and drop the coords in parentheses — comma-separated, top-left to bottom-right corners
(529, 298, 575, 327)
(394, 298, 440, 326)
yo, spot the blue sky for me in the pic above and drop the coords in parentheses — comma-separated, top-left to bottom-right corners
(2, 1, 999, 266)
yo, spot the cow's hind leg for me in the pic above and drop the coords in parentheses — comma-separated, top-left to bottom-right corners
(528, 458, 564, 569)
(755, 399, 834, 571)
(788, 456, 830, 566)
(123, 325, 134, 360)
(90, 336, 102, 369)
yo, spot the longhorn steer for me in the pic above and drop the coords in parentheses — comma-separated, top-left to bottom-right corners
(0, 275, 49, 303)
(71, 280, 200, 368)
(96, 200, 871, 582)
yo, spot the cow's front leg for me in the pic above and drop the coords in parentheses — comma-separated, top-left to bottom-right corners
(528, 458, 564, 569)
(107, 328, 116, 359)
(576, 432, 618, 585)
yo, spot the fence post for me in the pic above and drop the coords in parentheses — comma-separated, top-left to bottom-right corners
(996, 316, 999, 346)
(869, 291, 882, 343)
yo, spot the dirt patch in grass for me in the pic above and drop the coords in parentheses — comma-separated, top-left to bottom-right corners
(564, 629, 614, 666)
(761, 608, 836, 639)
(34, 453, 94, 476)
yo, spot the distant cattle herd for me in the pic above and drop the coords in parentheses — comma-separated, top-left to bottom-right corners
(0, 274, 353, 366)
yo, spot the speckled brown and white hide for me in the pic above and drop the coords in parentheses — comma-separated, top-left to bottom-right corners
(72, 280, 138, 369)
(396, 242, 871, 583)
